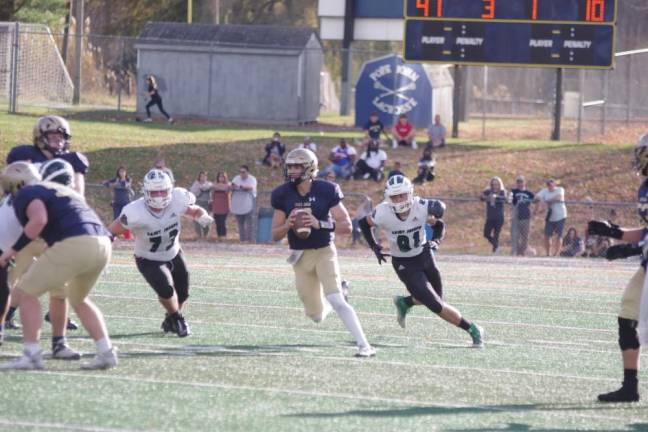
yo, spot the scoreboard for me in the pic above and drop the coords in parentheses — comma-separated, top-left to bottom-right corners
(403, 0, 617, 68)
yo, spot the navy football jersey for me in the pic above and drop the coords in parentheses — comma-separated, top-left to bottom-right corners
(639, 178, 648, 230)
(7, 145, 89, 175)
(13, 182, 109, 246)
(271, 180, 343, 250)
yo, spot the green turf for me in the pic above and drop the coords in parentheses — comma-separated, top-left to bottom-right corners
(0, 249, 646, 431)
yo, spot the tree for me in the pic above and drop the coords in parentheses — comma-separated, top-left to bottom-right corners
(1, 0, 68, 28)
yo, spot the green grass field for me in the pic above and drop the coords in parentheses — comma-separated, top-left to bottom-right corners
(1, 247, 646, 431)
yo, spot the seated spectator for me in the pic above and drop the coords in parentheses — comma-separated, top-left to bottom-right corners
(427, 114, 446, 149)
(353, 139, 387, 182)
(388, 161, 404, 179)
(319, 138, 357, 180)
(190, 171, 213, 238)
(412, 147, 436, 185)
(298, 136, 317, 153)
(363, 112, 386, 143)
(324, 170, 337, 183)
(391, 114, 417, 149)
(559, 227, 584, 257)
(261, 132, 286, 170)
(211, 172, 230, 239)
(352, 196, 373, 245)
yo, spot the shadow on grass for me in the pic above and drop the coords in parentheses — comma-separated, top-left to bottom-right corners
(118, 342, 334, 359)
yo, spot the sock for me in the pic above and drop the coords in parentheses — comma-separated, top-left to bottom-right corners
(458, 318, 472, 332)
(95, 337, 112, 353)
(6, 306, 16, 321)
(623, 369, 638, 389)
(403, 296, 415, 307)
(170, 311, 181, 319)
(326, 292, 369, 348)
(24, 342, 40, 356)
(52, 336, 66, 349)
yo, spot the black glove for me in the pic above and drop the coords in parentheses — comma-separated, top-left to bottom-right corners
(429, 240, 440, 251)
(588, 220, 623, 239)
(605, 244, 642, 261)
(372, 245, 389, 265)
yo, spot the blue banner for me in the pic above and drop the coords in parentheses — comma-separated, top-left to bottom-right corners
(355, 54, 433, 128)
(355, 0, 403, 18)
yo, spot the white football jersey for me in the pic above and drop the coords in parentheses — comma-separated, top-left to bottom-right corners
(0, 196, 23, 252)
(372, 197, 430, 258)
(119, 188, 195, 261)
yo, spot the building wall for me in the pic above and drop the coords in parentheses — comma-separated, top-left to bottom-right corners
(137, 44, 323, 124)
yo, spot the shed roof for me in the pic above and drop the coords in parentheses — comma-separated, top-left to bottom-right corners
(138, 22, 320, 50)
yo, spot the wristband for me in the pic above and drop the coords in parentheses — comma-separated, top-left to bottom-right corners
(12, 233, 32, 252)
(318, 219, 335, 230)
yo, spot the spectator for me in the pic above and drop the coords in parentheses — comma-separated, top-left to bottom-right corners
(583, 235, 611, 258)
(560, 227, 584, 257)
(427, 114, 446, 149)
(534, 178, 567, 257)
(391, 114, 417, 149)
(388, 161, 404, 179)
(211, 172, 231, 239)
(231, 165, 257, 242)
(353, 139, 387, 182)
(325, 170, 337, 183)
(103, 166, 134, 240)
(412, 147, 436, 185)
(298, 136, 317, 153)
(190, 171, 213, 238)
(363, 112, 386, 142)
(480, 176, 507, 253)
(154, 156, 175, 184)
(319, 138, 357, 180)
(144, 75, 174, 124)
(261, 132, 286, 170)
(510, 175, 535, 256)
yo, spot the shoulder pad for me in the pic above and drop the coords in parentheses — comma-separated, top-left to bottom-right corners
(427, 199, 446, 218)
(174, 187, 196, 208)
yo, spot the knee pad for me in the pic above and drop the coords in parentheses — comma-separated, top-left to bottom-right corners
(619, 317, 640, 351)
(153, 284, 175, 300)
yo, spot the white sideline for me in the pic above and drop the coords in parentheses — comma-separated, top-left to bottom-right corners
(0, 418, 145, 432)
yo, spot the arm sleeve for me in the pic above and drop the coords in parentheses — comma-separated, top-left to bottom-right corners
(270, 189, 284, 212)
(359, 216, 379, 250)
(430, 219, 446, 243)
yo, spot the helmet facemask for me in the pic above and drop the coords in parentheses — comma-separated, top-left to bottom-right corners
(143, 169, 173, 210)
(33, 116, 71, 156)
(385, 175, 414, 214)
(284, 148, 318, 185)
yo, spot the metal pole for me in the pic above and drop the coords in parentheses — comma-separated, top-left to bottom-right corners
(117, 38, 125, 112)
(9, 22, 19, 113)
(481, 66, 487, 140)
(601, 70, 608, 135)
(626, 55, 633, 124)
(452, 65, 460, 138)
(339, 0, 355, 116)
(551, 68, 562, 141)
(577, 70, 584, 144)
(188, 0, 193, 23)
(215, 0, 220, 24)
(73, 0, 84, 105)
(61, 1, 72, 65)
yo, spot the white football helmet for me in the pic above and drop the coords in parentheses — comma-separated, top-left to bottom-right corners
(143, 169, 173, 209)
(284, 148, 318, 184)
(33, 115, 71, 156)
(385, 175, 413, 214)
(635, 133, 648, 176)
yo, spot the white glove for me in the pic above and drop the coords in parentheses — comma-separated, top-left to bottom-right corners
(197, 213, 214, 228)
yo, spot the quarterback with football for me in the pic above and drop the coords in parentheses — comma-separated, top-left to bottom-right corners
(108, 169, 213, 337)
(271, 148, 375, 357)
(4, 116, 86, 359)
(586, 132, 648, 403)
(359, 175, 484, 347)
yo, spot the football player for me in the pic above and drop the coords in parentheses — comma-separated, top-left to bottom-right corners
(271, 148, 375, 357)
(108, 169, 213, 337)
(358, 175, 484, 347)
(4, 116, 84, 355)
(0, 162, 116, 370)
(586, 133, 648, 403)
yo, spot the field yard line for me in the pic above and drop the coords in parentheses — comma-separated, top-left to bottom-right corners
(0, 418, 145, 432)
(27, 370, 626, 423)
(92, 293, 616, 334)
(80, 337, 620, 384)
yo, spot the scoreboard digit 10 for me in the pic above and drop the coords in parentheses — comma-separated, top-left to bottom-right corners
(405, 0, 616, 23)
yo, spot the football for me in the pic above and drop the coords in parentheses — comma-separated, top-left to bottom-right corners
(294, 211, 312, 239)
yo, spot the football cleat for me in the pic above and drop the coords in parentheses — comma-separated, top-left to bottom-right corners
(598, 387, 640, 403)
(52, 343, 81, 360)
(4, 317, 21, 330)
(44, 312, 79, 331)
(393, 295, 411, 329)
(468, 323, 485, 348)
(161, 314, 173, 333)
(172, 314, 190, 338)
(0, 349, 44, 370)
(355, 345, 376, 358)
(80, 347, 118, 370)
